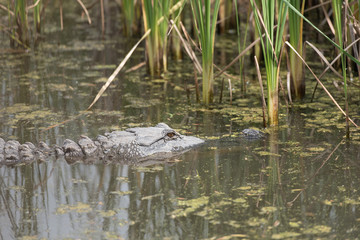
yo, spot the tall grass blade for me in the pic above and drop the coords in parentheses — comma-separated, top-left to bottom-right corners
(170, 0, 182, 59)
(32, 0, 41, 33)
(141, 0, 173, 75)
(234, 0, 250, 93)
(332, 0, 349, 136)
(190, 0, 220, 105)
(170, 20, 202, 72)
(250, 0, 288, 126)
(122, 0, 135, 36)
(252, 0, 262, 60)
(15, 0, 29, 47)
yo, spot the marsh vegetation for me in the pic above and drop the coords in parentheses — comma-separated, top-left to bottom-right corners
(1, 0, 360, 239)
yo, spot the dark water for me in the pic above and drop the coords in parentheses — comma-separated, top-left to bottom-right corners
(1, 6, 360, 240)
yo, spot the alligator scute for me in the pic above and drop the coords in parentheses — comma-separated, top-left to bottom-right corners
(0, 123, 205, 166)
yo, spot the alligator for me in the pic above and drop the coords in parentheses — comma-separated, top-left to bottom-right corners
(0, 123, 205, 166)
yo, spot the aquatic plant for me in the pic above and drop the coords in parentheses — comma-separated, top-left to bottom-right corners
(283, 0, 360, 132)
(121, 0, 135, 37)
(234, 0, 250, 93)
(288, 0, 305, 100)
(88, 1, 185, 109)
(141, 0, 170, 75)
(283, 1, 360, 71)
(332, 0, 349, 136)
(250, 0, 288, 126)
(252, 0, 262, 61)
(33, 0, 41, 33)
(1, 0, 93, 48)
(170, 0, 182, 60)
(190, 0, 220, 105)
(14, 0, 29, 47)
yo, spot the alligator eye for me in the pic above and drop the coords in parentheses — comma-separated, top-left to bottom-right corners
(167, 132, 175, 138)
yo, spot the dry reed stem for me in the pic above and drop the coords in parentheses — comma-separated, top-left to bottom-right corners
(87, 29, 151, 110)
(176, 20, 237, 80)
(287, 139, 343, 206)
(125, 62, 146, 73)
(348, 23, 360, 81)
(286, 72, 292, 103)
(42, 111, 90, 131)
(60, 0, 63, 30)
(304, 0, 331, 12)
(286, 41, 358, 128)
(319, 0, 335, 34)
(27, 0, 41, 10)
(214, 34, 262, 78)
(76, 0, 91, 24)
(284, 45, 292, 103)
(0, 4, 14, 15)
(228, 79, 232, 105)
(170, 20, 202, 73)
(87, 1, 184, 110)
(308, 39, 360, 101)
(100, 0, 104, 36)
(219, 78, 224, 104)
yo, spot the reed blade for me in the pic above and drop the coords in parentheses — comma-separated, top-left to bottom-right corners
(190, 0, 220, 105)
(250, 0, 288, 126)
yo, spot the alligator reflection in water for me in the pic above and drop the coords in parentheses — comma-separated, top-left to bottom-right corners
(1, 137, 360, 239)
(0, 123, 204, 166)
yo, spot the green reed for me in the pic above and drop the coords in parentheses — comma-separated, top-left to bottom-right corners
(283, 0, 360, 131)
(14, 0, 29, 47)
(250, 0, 288, 126)
(159, 0, 170, 73)
(141, 0, 170, 75)
(4, 0, 43, 48)
(288, 0, 305, 100)
(190, 0, 220, 105)
(234, 0, 249, 93)
(253, 0, 262, 60)
(122, 0, 135, 36)
(33, 0, 41, 33)
(170, 0, 182, 60)
(332, 0, 349, 136)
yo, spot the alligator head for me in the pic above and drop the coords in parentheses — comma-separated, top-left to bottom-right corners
(124, 123, 205, 161)
(61, 122, 204, 163)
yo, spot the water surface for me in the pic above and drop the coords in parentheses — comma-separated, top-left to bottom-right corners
(1, 7, 360, 240)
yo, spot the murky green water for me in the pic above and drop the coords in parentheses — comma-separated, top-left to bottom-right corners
(1, 6, 360, 240)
